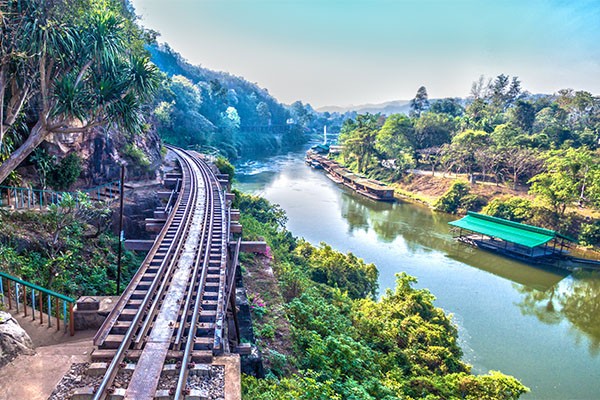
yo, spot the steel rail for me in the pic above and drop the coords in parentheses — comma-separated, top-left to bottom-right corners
(173, 152, 219, 399)
(93, 147, 198, 400)
(91, 146, 229, 400)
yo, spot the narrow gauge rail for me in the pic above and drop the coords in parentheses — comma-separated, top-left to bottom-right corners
(91, 146, 228, 399)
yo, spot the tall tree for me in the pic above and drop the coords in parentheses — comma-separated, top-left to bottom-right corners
(339, 114, 382, 173)
(529, 147, 600, 217)
(0, 0, 159, 183)
(409, 86, 429, 118)
(375, 114, 414, 159)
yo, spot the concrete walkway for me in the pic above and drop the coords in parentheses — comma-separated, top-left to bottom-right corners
(0, 310, 94, 400)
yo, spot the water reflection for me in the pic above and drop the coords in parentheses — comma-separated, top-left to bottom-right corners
(516, 271, 600, 355)
(337, 186, 569, 291)
(234, 150, 600, 399)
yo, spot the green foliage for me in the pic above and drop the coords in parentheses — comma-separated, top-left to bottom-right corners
(238, 190, 528, 399)
(148, 44, 309, 158)
(529, 147, 600, 217)
(214, 156, 235, 179)
(0, 0, 160, 183)
(30, 148, 57, 189)
(579, 221, 600, 247)
(482, 197, 533, 222)
(295, 240, 378, 299)
(0, 196, 142, 297)
(410, 86, 430, 117)
(434, 181, 471, 213)
(339, 113, 383, 173)
(243, 373, 342, 400)
(47, 153, 82, 190)
(122, 143, 151, 169)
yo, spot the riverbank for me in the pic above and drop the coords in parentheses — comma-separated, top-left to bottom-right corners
(235, 190, 528, 399)
(392, 173, 527, 208)
(234, 151, 600, 399)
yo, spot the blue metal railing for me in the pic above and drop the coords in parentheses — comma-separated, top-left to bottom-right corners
(0, 181, 120, 209)
(0, 270, 76, 335)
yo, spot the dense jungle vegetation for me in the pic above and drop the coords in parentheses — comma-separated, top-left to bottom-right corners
(235, 190, 528, 399)
(147, 43, 352, 158)
(338, 77, 600, 245)
(0, 193, 142, 297)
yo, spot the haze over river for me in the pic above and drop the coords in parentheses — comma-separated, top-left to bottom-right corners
(234, 147, 600, 400)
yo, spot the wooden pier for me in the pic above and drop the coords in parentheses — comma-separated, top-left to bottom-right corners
(306, 152, 395, 202)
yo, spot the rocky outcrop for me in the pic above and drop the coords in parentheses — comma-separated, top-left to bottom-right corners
(44, 124, 163, 185)
(0, 311, 35, 368)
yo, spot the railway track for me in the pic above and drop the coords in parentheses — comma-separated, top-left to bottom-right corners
(90, 146, 231, 399)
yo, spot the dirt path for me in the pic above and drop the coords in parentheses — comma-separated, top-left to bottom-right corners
(0, 311, 95, 400)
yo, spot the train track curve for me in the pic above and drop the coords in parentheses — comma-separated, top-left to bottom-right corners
(90, 146, 234, 399)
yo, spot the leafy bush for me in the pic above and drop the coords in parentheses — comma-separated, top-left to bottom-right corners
(434, 180, 470, 213)
(579, 221, 600, 247)
(214, 156, 235, 179)
(123, 143, 151, 168)
(47, 153, 81, 190)
(482, 197, 533, 222)
(294, 240, 378, 299)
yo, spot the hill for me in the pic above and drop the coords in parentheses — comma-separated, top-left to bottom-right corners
(318, 99, 411, 115)
(148, 43, 308, 158)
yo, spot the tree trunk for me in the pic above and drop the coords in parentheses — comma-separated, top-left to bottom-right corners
(0, 120, 46, 184)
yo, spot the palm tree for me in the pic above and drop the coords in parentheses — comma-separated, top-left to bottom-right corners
(0, 0, 159, 183)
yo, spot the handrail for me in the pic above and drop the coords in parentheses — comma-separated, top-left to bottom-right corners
(0, 270, 76, 335)
(0, 181, 121, 208)
(0, 271, 75, 303)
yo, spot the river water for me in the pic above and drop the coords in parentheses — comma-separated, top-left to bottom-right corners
(234, 148, 600, 400)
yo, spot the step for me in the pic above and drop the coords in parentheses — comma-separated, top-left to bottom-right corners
(101, 334, 125, 349)
(193, 337, 214, 350)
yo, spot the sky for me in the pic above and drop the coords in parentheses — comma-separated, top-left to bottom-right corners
(130, 0, 600, 108)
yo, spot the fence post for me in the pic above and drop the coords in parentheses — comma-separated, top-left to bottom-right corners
(69, 302, 74, 336)
(39, 292, 44, 324)
(31, 290, 35, 320)
(7, 281, 12, 309)
(22, 285, 27, 317)
(47, 296, 52, 328)
(55, 297, 60, 331)
(15, 283, 19, 313)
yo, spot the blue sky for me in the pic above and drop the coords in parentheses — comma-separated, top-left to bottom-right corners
(130, 0, 600, 107)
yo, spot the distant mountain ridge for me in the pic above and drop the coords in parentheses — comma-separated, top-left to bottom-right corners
(317, 100, 411, 115)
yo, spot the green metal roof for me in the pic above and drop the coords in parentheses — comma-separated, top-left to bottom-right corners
(449, 212, 573, 248)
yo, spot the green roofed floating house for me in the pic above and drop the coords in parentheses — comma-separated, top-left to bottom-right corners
(449, 212, 575, 262)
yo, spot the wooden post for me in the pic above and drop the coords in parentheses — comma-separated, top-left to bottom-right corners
(116, 165, 126, 294)
(22, 286, 27, 317)
(55, 297, 60, 331)
(230, 289, 240, 343)
(39, 292, 44, 324)
(69, 302, 74, 336)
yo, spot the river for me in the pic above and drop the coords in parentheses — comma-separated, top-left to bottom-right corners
(234, 147, 600, 400)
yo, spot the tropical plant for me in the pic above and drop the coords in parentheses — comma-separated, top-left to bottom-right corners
(0, 0, 159, 183)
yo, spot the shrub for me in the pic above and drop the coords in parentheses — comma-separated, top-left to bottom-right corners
(47, 153, 81, 190)
(434, 181, 470, 213)
(214, 156, 235, 179)
(482, 197, 533, 222)
(123, 144, 150, 168)
(579, 221, 600, 247)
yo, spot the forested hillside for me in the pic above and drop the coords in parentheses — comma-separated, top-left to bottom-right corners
(338, 76, 600, 245)
(148, 43, 315, 158)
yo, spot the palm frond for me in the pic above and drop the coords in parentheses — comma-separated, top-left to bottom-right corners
(83, 9, 126, 70)
(51, 71, 91, 121)
(128, 55, 160, 101)
(106, 92, 143, 134)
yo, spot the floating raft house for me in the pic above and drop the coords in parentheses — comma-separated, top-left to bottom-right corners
(449, 212, 575, 260)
